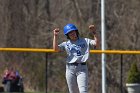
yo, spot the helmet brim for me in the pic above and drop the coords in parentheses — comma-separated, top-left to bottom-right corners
(64, 29, 78, 35)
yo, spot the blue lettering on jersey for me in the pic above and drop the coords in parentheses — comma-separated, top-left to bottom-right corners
(66, 43, 86, 56)
(78, 43, 85, 48)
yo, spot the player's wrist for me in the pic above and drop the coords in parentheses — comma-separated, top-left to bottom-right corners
(54, 34, 58, 37)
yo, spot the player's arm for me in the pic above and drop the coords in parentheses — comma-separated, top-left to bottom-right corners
(53, 28, 60, 52)
(89, 25, 98, 48)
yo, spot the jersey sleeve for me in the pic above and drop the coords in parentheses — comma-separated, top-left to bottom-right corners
(87, 38, 96, 46)
(58, 42, 66, 51)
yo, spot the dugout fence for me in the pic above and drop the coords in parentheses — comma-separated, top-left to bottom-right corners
(0, 48, 140, 93)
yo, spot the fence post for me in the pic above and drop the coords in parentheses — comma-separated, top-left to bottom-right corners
(46, 53, 48, 93)
(120, 54, 123, 93)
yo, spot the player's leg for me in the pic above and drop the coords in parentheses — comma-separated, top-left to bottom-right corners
(77, 65, 88, 93)
(66, 65, 78, 93)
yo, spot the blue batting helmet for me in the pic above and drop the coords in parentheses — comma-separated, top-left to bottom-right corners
(63, 24, 78, 35)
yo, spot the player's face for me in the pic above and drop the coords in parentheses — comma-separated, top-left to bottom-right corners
(68, 30, 78, 41)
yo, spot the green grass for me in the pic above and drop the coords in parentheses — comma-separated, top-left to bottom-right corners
(24, 92, 63, 93)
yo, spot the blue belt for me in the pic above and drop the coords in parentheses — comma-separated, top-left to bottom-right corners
(67, 62, 86, 66)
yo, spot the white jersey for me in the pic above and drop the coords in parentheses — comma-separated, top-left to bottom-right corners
(58, 38, 96, 63)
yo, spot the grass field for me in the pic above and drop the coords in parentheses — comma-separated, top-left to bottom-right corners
(24, 92, 63, 93)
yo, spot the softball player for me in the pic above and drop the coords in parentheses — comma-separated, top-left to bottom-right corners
(53, 24, 98, 93)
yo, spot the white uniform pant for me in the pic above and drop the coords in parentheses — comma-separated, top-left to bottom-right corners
(66, 64, 88, 93)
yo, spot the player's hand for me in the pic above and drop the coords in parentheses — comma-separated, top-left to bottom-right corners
(53, 28, 60, 36)
(89, 25, 96, 34)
